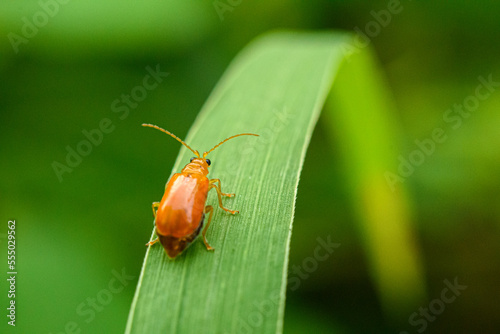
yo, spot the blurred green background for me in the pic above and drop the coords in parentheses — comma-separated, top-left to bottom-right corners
(1, 1, 499, 333)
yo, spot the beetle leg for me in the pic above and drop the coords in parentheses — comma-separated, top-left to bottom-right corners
(146, 204, 160, 247)
(209, 178, 235, 197)
(152, 202, 160, 218)
(146, 237, 159, 247)
(202, 206, 214, 251)
(146, 226, 159, 246)
(209, 183, 239, 214)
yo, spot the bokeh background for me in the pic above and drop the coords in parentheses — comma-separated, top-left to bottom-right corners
(1, 1, 499, 333)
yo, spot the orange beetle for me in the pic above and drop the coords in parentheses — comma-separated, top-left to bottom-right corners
(143, 123, 258, 259)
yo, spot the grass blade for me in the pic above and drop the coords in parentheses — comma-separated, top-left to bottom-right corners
(126, 31, 424, 333)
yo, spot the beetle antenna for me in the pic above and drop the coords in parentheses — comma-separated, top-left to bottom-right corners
(142, 123, 200, 158)
(203, 133, 259, 158)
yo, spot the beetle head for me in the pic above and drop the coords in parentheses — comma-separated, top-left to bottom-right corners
(182, 157, 210, 175)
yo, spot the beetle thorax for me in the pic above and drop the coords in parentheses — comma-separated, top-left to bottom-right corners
(181, 158, 209, 176)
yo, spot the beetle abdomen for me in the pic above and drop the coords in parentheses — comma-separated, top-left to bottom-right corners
(159, 214, 204, 258)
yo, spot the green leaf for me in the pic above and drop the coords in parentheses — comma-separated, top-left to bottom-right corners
(126, 31, 425, 333)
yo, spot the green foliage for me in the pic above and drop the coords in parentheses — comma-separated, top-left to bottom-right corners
(125, 31, 424, 333)
(2, 2, 500, 333)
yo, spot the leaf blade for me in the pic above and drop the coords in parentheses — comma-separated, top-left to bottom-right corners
(126, 30, 425, 333)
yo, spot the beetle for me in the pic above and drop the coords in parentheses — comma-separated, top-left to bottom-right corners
(142, 123, 258, 259)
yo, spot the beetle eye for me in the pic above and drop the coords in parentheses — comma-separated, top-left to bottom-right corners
(190, 157, 195, 162)
(205, 159, 211, 166)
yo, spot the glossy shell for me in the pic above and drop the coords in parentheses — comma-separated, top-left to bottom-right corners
(155, 173, 209, 238)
